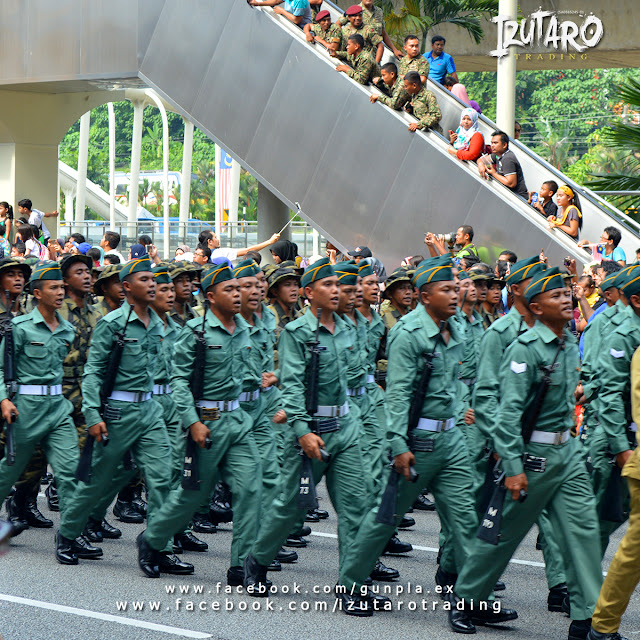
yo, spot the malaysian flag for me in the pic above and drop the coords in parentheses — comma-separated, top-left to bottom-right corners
(218, 148, 233, 214)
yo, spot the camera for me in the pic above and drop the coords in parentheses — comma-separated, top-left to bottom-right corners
(564, 257, 572, 268)
(437, 232, 455, 243)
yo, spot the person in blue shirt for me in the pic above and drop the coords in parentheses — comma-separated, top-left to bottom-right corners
(578, 226, 627, 267)
(422, 35, 457, 85)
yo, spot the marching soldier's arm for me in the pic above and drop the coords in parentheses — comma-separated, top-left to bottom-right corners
(385, 326, 417, 457)
(278, 326, 312, 439)
(631, 348, 640, 447)
(597, 333, 633, 455)
(493, 341, 535, 477)
(81, 318, 116, 427)
(170, 324, 200, 429)
(472, 329, 504, 444)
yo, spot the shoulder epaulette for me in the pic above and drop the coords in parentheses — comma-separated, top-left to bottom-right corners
(517, 331, 538, 345)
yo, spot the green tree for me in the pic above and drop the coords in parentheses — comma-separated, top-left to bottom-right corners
(531, 118, 576, 170)
(376, 0, 498, 51)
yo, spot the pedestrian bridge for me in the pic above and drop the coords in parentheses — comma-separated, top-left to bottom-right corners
(0, 0, 636, 267)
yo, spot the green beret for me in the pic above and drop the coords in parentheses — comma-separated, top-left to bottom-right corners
(60, 254, 92, 276)
(301, 258, 335, 288)
(30, 261, 62, 283)
(599, 272, 619, 292)
(506, 256, 547, 285)
(232, 259, 261, 279)
(613, 265, 638, 290)
(94, 263, 123, 295)
(119, 256, 152, 281)
(619, 266, 640, 297)
(524, 266, 566, 302)
(0, 258, 31, 281)
(334, 261, 359, 286)
(357, 260, 374, 278)
(267, 265, 300, 292)
(201, 264, 234, 292)
(458, 271, 470, 281)
(412, 256, 455, 290)
(152, 264, 172, 285)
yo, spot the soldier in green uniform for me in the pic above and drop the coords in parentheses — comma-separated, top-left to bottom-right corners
(370, 62, 410, 111)
(404, 71, 442, 132)
(470, 256, 568, 611)
(452, 267, 602, 640)
(307, 10, 343, 49)
(398, 34, 429, 83)
(0, 263, 88, 559)
(338, 5, 383, 64)
(93, 264, 124, 316)
(332, 34, 376, 86)
(58, 257, 188, 574)
(137, 264, 262, 583)
(336, 256, 481, 616)
(168, 261, 198, 327)
(243, 258, 370, 597)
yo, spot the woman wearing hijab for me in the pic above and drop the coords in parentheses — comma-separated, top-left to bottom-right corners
(447, 108, 484, 162)
(547, 185, 582, 239)
(270, 239, 298, 264)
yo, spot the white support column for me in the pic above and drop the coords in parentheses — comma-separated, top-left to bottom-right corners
(179, 119, 194, 241)
(62, 188, 75, 228)
(257, 182, 289, 263)
(128, 98, 145, 235)
(229, 160, 240, 238)
(107, 102, 116, 232)
(75, 111, 91, 227)
(214, 144, 222, 237)
(312, 228, 319, 258)
(495, 0, 518, 136)
(145, 90, 170, 259)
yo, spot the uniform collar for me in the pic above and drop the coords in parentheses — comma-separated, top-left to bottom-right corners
(120, 299, 162, 329)
(418, 304, 462, 345)
(302, 308, 346, 335)
(533, 320, 567, 344)
(30, 306, 66, 333)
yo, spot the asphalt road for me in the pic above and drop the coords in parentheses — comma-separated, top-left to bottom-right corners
(0, 484, 638, 640)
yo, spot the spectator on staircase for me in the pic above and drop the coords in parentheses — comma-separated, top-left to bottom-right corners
(478, 130, 528, 199)
(248, 0, 312, 29)
(332, 34, 376, 85)
(423, 35, 457, 85)
(370, 62, 410, 110)
(397, 35, 428, 84)
(447, 108, 484, 162)
(442, 75, 471, 106)
(305, 10, 342, 48)
(403, 72, 442, 133)
(547, 185, 582, 240)
(338, 5, 383, 67)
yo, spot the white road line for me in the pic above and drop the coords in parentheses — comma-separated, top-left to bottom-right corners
(310, 531, 547, 568)
(0, 594, 212, 639)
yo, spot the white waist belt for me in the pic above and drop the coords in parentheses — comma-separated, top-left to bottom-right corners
(198, 399, 240, 412)
(528, 429, 571, 445)
(366, 375, 375, 384)
(18, 384, 62, 396)
(416, 417, 455, 432)
(152, 384, 171, 395)
(239, 389, 260, 402)
(314, 401, 349, 418)
(346, 386, 366, 397)
(109, 391, 152, 403)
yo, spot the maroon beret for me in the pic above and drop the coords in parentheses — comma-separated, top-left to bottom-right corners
(345, 4, 363, 15)
(315, 9, 330, 21)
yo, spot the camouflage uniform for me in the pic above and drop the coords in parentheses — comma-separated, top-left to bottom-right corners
(398, 55, 430, 80)
(169, 302, 198, 328)
(374, 78, 410, 110)
(335, 49, 376, 85)
(380, 301, 405, 331)
(267, 300, 302, 370)
(340, 22, 382, 57)
(408, 86, 441, 130)
(311, 22, 343, 45)
(338, 3, 385, 34)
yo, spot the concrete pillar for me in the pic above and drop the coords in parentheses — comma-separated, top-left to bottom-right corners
(179, 119, 194, 241)
(107, 102, 116, 231)
(257, 182, 290, 263)
(128, 98, 145, 236)
(62, 188, 75, 232)
(75, 111, 91, 227)
(495, 0, 518, 136)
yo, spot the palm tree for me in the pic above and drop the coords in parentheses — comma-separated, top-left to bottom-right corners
(533, 118, 576, 170)
(587, 77, 640, 211)
(376, 0, 499, 51)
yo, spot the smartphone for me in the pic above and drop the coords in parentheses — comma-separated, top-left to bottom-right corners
(531, 192, 538, 205)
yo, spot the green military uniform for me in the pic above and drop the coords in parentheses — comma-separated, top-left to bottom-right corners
(60, 258, 172, 544)
(470, 257, 567, 595)
(398, 54, 429, 80)
(247, 259, 367, 575)
(339, 257, 478, 591)
(334, 49, 376, 85)
(340, 22, 382, 56)
(455, 268, 602, 626)
(338, 3, 385, 33)
(311, 21, 342, 44)
(0, 263, 78, 518)
(374, 78, 410, 111)
(409, 85, 441, 130)
(142, 265, 261, 572)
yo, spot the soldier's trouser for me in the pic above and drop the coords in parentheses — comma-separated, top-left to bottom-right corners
(367, 383, 387, 459)
(455, 438, 602, 621)
(60, 398, 171, 540)
(0, 395, 78, 513)
(241, 395, 280, 517)
(352, 391, 386, 501)
(591, 476, 640, 634)
(339, 426, 476, 590)
(252, 415, 365, 573)
(589, 427, 630, 555)
(262, 386, 287, 465)
(144, 408, 261, 568)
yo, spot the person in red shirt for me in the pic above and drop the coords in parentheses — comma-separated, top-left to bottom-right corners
(447, 108, 484, 162)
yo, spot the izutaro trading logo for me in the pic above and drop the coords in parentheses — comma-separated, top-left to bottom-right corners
(490, 8, 604, 59)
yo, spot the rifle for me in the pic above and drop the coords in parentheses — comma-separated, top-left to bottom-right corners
(376, 322, 444, 526)
(477, 338, 565, 544)
(1, 291, 17, 465)
(75, 304, 134, 482)
(182, 308, 213, 490)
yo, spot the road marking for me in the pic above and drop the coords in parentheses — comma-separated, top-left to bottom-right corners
(311, 531, 547, 568)
(0, 594, 212, 639)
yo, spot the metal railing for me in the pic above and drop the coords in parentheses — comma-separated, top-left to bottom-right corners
(58, 220, 322, 259)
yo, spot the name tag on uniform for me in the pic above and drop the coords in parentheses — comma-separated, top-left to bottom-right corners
(29, 341, 45, 346)
(510, 361, 527, 374)
(610, 348, 625, 358)
(207, 345, 222, 350)
(123, 337, 139, 343)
